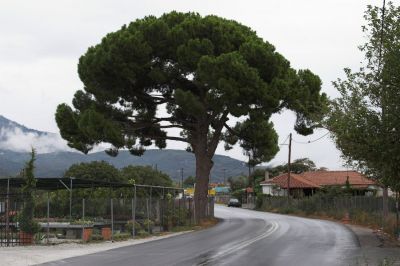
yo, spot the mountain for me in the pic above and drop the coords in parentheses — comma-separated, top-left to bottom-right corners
(0, 115, 74, 153)
(0, 115, 248, 181)
(0, 149, 248, 182)
(0, 115, 51, 137)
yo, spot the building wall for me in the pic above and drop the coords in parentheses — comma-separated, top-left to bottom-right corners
(261, 185, 285, 196)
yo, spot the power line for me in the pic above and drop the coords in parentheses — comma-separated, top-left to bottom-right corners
(292, 132, 330, 144)
(279, 134, 290, 146)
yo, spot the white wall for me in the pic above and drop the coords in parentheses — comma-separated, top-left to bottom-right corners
(261, 185, 285, 196)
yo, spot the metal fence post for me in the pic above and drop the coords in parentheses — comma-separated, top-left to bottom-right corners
(396, 191, 399, 239)
(82, 198, 85, 241)
(47, 192, 50, 244)
(111, 198, 114, 242)
(189, 198, 192, 226)
(133, 185, 136, 237)
(161, 187, 165, 231)
(6, 178, 10, 247)
(146, 198, 150, 233)
(69, 178, 73, 222)
(178, 190, 181, 226)
(150, 187, 152, 222)
(182, 188, 186, 225)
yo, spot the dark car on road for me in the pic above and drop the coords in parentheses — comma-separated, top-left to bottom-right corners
(227, 198, 241, 207)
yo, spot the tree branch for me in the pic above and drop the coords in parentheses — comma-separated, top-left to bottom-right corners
(159, 124, 186, 129)
(224, 122, 250, 142)
(207, 111, 229, 157)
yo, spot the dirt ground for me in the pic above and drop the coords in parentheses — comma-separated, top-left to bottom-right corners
(347, 224, 400, 265)
(0, 231, 190, 266)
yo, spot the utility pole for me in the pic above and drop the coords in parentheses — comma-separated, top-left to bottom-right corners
(181, 168, 184, 188)
(248, 154, 251, 179)
(223, 168, 226, 185)
(287, 133, 292, 205)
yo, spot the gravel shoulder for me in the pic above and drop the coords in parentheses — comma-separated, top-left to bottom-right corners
(0, 232, 190, 266)
(346, 224, 400, 265)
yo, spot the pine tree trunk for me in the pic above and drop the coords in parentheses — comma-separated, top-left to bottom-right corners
(194, 149, 213, 223)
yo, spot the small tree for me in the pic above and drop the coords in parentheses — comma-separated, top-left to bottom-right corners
(19, 149, 40, 235)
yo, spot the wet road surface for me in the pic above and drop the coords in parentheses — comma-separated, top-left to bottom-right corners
(42, 206, 361, 266)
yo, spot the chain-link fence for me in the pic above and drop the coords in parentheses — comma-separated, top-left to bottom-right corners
(0, 194, 27, 246)
(0, 186, 214, 246)
(259, 195, 399, 236)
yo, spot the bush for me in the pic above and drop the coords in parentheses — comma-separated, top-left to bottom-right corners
(71, 219, 94, 226)
(299, 197, 318, 215)
(278, 205, 298, 214)
(125, 220, 142, 234)
(137, 230, 149, 238)
(143, 219, 154, 228)
(113, 233, 131, 241)
(256, 195, 266, 209)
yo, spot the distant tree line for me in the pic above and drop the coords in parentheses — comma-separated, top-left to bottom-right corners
(63, 161, 173, 187)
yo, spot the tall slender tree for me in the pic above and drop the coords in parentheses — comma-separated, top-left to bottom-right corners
(327, 2, 400, 188)
(55, 12, 327, 220)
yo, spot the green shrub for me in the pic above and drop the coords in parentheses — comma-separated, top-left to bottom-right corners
(137, 230, 149, 238)
(278, 205, 297, 214)
(113, 233, 131, 241)
(125, 220, 142, 234)
(143, 219, 154, 228)
(299, 197, 317, 215)
(256, 195, 267, 209)
(71, 219, 94, 226)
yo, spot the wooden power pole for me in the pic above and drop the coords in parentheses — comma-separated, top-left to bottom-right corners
(287, 133, 292, 205)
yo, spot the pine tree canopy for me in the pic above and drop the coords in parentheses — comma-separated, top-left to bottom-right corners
(56, 12, 327, 162)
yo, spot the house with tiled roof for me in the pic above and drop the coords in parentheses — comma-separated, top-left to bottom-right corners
(260, 171, 380, 197)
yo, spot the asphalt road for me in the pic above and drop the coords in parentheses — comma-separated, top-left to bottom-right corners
(42, 206, 361, 266)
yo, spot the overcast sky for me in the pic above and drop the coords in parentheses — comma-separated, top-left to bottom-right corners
(0, 0, 393, 169)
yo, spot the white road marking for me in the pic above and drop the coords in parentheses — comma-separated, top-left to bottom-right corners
(195, 221, 279, 265)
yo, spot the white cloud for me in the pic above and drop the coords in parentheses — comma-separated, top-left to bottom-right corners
(0, 127, 71, 153)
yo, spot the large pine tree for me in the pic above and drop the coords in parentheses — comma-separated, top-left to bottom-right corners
(56, 12, 326, 220)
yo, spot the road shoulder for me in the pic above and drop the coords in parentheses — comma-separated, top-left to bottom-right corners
(346, 224, 400, 265)
(0, 231, 191, 266)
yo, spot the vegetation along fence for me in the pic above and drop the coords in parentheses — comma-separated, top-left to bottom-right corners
(0, 185, 214, 246)
(258, 195, 399, 236)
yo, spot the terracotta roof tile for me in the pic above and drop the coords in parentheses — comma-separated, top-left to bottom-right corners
(300, 171, 376, 186)
(260, 171, 376, 189)
(261, 173, 320, 189)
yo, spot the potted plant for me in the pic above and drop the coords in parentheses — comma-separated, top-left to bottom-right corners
(71, 219, 94, 242)
(101, 227, 112, 240)
(18, 200, 40, 245)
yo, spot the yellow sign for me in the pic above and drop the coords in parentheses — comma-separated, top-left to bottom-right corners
(185, 188, 194, 196)
(184, 188, 216, 196)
